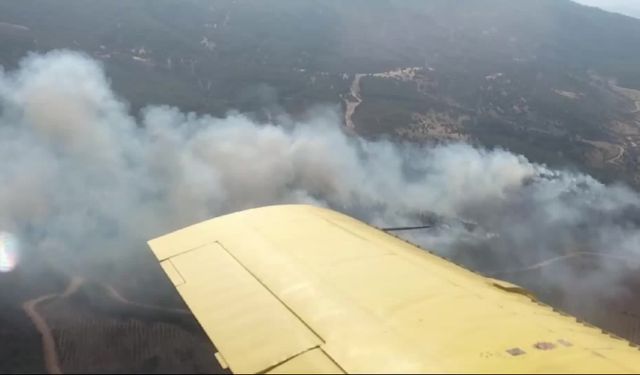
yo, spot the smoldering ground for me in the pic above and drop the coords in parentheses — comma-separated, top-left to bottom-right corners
(1, 51, 640, 316)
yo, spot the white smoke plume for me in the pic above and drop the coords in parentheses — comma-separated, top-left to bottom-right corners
(1, 51, 640, 318)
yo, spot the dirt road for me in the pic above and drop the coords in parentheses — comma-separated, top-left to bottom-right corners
(104, 284, 189, 315)
(491, 251, 640, 276)
(607, 144, 625, 164)
(22, 277, 83, 374)
(23, 276, 190, 374)
(344, 73, 364, 131)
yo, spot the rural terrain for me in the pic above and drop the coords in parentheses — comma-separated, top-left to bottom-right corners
(3, 0, 640, 372)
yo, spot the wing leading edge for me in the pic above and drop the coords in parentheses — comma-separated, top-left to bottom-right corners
(148, 204, 640, 374)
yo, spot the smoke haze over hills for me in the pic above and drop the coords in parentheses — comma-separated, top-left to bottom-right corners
(1, 52, 640, 320)
(573, 0, 640, 19)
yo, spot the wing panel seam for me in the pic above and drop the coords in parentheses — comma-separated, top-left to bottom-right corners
(215, 241, 326, 345)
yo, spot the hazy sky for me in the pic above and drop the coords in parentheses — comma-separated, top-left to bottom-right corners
(573, 0, 640, 19)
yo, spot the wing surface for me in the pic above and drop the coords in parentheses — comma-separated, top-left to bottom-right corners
(148, 204, 640, 374)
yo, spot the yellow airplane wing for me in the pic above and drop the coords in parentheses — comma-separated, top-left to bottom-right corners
(148, 204, 640, 374)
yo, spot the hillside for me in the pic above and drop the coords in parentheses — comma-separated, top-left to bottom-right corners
(2, 0, 640, 186)
(3, 2, 640, 372)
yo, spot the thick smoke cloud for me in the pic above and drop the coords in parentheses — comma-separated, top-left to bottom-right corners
(1, 51, 640, 313)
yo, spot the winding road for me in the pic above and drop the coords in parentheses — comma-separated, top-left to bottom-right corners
(607, 144, 626, 164)
(490, 251, 640, 277)
(23, 277, 189, 374)
(344, 73, 364, 131)
(104, 284, 190, 315)
(342, 66, 423, 131)
(22, 277, 83, 374)
(23, 294, 62, 374)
